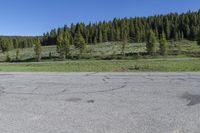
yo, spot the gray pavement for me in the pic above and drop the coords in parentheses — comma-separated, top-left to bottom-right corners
(0, 72, 199, 133)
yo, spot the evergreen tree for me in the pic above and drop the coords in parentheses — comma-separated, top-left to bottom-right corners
(34, 43, 42, 62)
(197, 31, 200, 46)
(174, 32, 179, 41)
(0, 39, 11, 52)
(16, 49, 20, 60)
(102, 28, 108, 42)
(6, 52, 11, 62)
(110, 28, 115, 41)
(56, 27, 71, 59)
(159, 32, 168, 55)
(74, 31, 87, 56)
(56, 32, 64, 58)
(146, 30, 157, 55)
(164, 18, 170, 39)
(13, 38, 18, 49)
(181, 32, 184, 40)
(185, 25, 191, 38)
(93, 37, 97, 44)
(121, 29, 128, 56)
(98, 28, 103, 43)
(62, 31, 71, 59)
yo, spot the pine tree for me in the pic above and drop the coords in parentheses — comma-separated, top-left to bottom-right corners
(56, 29, 71, 59)
(185, 25, 191, 38)
(110, 28, 115, 41)
(74, 31, 86, 56)
(63, 31, 71, 59)
(146, 30, 157, 55)
(197, 31, 200, 46)
(164, 18, 170, 39)
(93, 37, 97, 44)
(56, 32, 64, 59)
(98, 28, 103, 43)
(135, 27, 140, 42)
(159, 32, 168, 55)
(174, 32, 179, 41)
(102, 28, 108, 42)
(13, 38, 18, 49)
(191, 26, 198, 40)
(121, 29, 128, 56)
(16, 49, 20, 60)
(6, 52, 11, 62)
(181, 32, 184, 40)
(0, 39, 11, 52)
(115, 28, 120, 41)
(129, 20, 135, 42)
(34, 43, 42, 62)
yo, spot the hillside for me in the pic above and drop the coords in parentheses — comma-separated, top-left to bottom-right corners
(0, 40, 199, 62)
(43, 10, 200, 46)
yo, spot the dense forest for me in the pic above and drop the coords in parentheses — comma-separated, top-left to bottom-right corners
(42, 10, 200, 46)
(0, 36, 40, 52)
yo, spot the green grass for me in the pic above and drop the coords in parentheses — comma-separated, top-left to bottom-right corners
(0, 42, 147, 62)
(0, 58, 200, 72)
(0, 40, 199, 72)
(0, 46, 58, 61)
(0, 40, 200, 62)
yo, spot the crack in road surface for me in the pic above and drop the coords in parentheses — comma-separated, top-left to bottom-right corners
(102, 76, 110, 83)
(0, 81, 128, 96)
(81, 83, 128, 94)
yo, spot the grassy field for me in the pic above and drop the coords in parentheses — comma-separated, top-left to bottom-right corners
(0, 40, 199, 62)
(0, 42, 147, 61)
(0, 40, 199, 72)
(0, 58, 200, 72)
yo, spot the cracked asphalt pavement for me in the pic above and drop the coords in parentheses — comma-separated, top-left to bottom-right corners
(0, 72, 199, 133)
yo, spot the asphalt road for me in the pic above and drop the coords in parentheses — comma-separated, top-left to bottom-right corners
(0, 72, 199, 133)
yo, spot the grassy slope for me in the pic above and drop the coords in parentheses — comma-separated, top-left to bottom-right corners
(0, 40, 199, 61)
(0, 42, 146, 61)
(0, 40, 199, 72)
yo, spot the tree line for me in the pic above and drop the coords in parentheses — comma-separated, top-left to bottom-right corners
(42, 9, 200, 47)
(0, 36, 41, 52)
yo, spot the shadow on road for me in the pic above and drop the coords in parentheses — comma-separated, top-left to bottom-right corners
(181, 92, 200, 106)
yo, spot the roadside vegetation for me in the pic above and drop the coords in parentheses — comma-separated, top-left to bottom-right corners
(0, 58, 200, 72)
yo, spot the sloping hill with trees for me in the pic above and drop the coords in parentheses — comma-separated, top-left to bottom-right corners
(43, 10, 200, 46)
(0, 10, 200, 64)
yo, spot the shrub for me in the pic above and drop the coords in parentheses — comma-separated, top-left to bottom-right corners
(6, 53, 11, 62)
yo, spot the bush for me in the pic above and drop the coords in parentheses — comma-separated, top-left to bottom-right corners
(6, 53, 11, 62)
(16, 49, 20, 60)
(49, 52, 52, 59)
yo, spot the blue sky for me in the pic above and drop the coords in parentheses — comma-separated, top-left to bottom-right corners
(0, 0, 199, 36)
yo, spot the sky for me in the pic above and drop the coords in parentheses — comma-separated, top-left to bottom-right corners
(0, 0, 199, 36)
